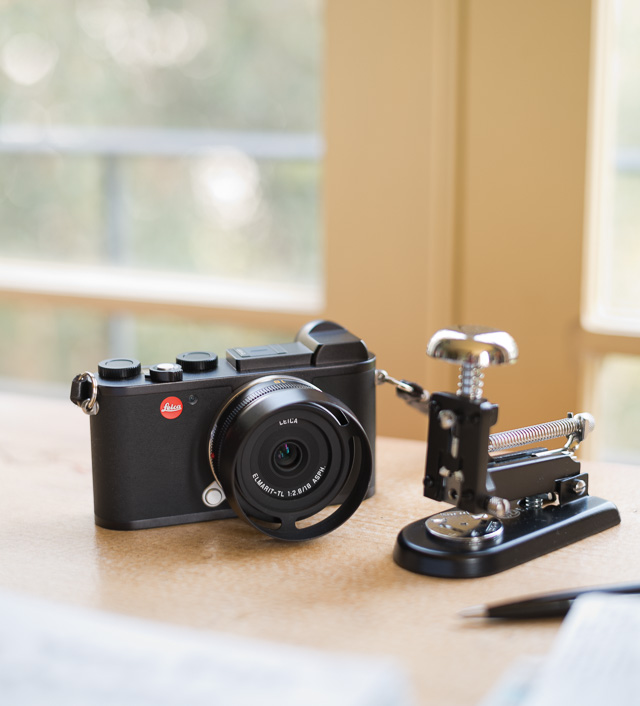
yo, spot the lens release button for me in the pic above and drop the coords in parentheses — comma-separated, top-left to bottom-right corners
(202, 481, 226, 508)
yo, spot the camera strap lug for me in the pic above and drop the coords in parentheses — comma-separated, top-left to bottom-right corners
(375, 369, 430, 415)
(70, 372, 100, 416)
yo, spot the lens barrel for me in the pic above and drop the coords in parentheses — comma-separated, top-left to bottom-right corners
(209, 376, 372, 541)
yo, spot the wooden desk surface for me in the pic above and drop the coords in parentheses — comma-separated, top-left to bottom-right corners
(1, 392, 638, 705)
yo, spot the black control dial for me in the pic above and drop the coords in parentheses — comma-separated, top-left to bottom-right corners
(176, 351, 218, 373)
(98, 358, 142, 380)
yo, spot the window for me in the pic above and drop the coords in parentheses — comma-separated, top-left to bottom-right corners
(582, 0, 640, 462)
(584, 0, 640, 334)
(0, 0, 323, 390)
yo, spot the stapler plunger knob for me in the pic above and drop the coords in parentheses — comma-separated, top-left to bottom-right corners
(427, 326, 518, 400)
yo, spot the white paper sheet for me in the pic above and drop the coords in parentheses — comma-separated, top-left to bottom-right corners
(479, 593, 640, 706)
(0, 590, 414, 706)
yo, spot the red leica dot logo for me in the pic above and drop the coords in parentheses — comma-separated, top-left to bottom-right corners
(160, 396, 183, 420)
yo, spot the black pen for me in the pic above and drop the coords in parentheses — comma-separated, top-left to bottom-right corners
(460, 581, 640, 620)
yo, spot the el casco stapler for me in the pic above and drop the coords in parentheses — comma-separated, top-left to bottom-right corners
(391, 326, 621, 578)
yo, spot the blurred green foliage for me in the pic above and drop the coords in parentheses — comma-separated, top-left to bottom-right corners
(0, 0, 321, 130)
(597, 354, 640, 464)
(0, 301, 290, 387)
(0, 0, 322, 388)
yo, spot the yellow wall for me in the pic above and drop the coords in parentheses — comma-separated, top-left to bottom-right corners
(325, 0, 592, 438)
(456, 0, 592, 432)
(324, 0, 457, 440)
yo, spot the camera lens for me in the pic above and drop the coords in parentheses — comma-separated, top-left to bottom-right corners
(208, 375, 372, 541)
(273, 442, 303, 472)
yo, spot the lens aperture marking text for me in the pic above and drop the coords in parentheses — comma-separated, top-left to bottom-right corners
(251, 464, 327, 498)
(252, 474, 285, 497)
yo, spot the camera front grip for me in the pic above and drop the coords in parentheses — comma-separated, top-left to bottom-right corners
(226, 413, 373, 541)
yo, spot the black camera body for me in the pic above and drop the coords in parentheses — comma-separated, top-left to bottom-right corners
(71, 321, 376, 541)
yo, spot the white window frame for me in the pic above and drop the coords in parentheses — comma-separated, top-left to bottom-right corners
(0, 125, 324, 317)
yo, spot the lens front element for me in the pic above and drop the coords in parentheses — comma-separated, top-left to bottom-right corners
(273, 441, 303, 472)
(209, 376, 372, 541)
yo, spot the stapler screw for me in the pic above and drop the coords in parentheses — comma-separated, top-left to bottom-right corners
(438, 410, 457, 430)
(486, 496, 511, 518)
(572, 479, 587, 496)
(521, 494, 548, 510)
(427, 326, 518, 400)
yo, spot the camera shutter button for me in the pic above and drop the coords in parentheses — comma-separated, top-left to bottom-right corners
(149, 363, 183, 383)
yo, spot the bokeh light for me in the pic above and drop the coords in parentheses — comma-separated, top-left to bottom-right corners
(191, 149, 262, 229)
(1, 33, 59, 86)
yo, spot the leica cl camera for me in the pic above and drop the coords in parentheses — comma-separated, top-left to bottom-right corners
(70, 321, 376, 541)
